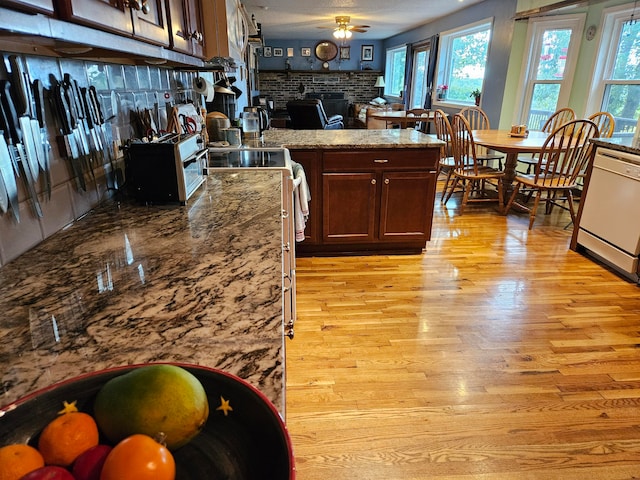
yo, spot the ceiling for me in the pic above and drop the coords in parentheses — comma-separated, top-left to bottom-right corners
(242, 0, 488, 40)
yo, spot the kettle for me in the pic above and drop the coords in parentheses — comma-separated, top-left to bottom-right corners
(243, 106, 269, 134)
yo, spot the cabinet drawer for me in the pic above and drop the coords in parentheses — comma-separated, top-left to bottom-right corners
(323, 149, 437, 171)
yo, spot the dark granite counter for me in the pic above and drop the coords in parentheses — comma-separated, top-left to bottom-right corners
(0, 170, 287, 414)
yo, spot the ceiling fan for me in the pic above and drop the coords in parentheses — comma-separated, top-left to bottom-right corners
(318, 16, 370, 39)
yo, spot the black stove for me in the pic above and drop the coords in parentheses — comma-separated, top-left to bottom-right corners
(207, 147, 289, 169)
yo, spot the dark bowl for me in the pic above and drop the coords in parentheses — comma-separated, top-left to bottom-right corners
(0, 363, 295, 480)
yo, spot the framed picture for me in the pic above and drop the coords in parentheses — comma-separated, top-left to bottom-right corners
(273, 47, 284, 57)
(361, 45, 374, 61)
(301, 47, 311, 57)
(340, 46, 350, 60)
(263, 46, 272, 57)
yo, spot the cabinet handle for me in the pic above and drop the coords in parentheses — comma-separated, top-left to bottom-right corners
(385, 178, 390, 184)
(283, 242, 291, 252)
(286, 328, 295, 340)
(371, 179, 376, 185)
(374, 159, 389, 163)
(191, 31, 204, 42)
(282, 209, 289, 219)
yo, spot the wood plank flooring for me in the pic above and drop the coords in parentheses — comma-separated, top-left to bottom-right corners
(285, 189, 640, 480)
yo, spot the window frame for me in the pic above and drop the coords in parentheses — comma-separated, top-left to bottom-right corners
(409, 42, 431, 109)
(384, 44, 407, 100)
(586, 3, 640, 135)
(513, 14, 585, 127)
(434, 18, 493, 107)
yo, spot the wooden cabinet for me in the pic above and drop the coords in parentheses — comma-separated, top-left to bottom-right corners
(289, 149, 321, 244)
(56, 0, 169, 46)
(0, 0, 53, 15)
(296, 147, 439, 255)
(167, 0, 204, 57)
(201, 0, 247, 60)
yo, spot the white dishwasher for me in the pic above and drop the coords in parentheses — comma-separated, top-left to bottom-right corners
(577, 146, 640, 283)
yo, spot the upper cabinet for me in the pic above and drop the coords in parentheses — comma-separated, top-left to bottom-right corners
(167, 0, 204, 58)
(202, 0, 247, 61)
(55, 0, 170, 46)
(0, 0, 54, 15)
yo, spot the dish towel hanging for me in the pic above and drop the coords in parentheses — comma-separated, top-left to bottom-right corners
(291, 161, 310, 242)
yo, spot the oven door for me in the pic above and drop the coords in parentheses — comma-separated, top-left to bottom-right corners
(177, 148, 208, 202)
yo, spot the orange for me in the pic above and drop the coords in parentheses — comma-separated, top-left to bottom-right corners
(37, 412, 99, 467)
(99, 434, 175, 480)
(0, 444, 45, 480)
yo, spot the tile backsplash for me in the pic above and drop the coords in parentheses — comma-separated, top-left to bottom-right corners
(0, 53, 200, 266)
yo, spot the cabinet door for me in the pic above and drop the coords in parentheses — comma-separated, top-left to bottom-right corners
(290, 149, 320, 244)
(167, 0, 204, 57)
(56, 0, 168, 46)
(323, 172, 377, 243)
(1, 0, 53, 14)
(131, 0, 169, 46)
(379, 171, 436, 242)
(56, 0, 133, 37)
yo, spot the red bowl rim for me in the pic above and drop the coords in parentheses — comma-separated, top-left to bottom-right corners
(0, 362, 296, 479)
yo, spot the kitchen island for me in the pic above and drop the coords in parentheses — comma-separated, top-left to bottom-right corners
(262, 129, 444, 255)
(0, 170, 288, 414)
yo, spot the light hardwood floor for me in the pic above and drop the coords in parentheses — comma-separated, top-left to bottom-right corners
(286, 190, 640, 480)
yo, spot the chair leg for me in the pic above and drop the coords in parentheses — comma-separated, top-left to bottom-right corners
(528, 192, 542, 230)
(504, 183, 522, 215)
(443, 177, 459, 205)
(566, 189, 576, 225)
(496, 179, 504, 213)
(440, 168, 454, 202)
(460, 181, 474, 214)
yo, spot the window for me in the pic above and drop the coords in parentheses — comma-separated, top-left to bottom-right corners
(588, 4, 640, 137)
(435, 19, 492, 105)
(409, 44, 430, 109)
(384, 45, 407, 98)
(515, 15, 584, 130)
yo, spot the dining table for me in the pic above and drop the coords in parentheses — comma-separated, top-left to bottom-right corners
(472, 129, 550, 201)
(369, 110, 437, 131)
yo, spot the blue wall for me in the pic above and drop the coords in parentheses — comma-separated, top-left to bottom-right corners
(257, 39, 384, 72)
(383, 0, 517, 127)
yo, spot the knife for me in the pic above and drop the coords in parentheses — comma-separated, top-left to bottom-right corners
(8, 56, 41, 186)
(0, 80, 42, 217)
(80, 85, 104, 166)
(0, 151, 8, 214)
(0, 135, 19, 221)
(33, 79, 52, 199)
(62, 74, 94, 182)
(51, 79, 86, 191)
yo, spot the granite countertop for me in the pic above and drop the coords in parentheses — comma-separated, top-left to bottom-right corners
(591, 136, 640, 158)
(261, 128, 444, 149)
(0, 170, 287, 414)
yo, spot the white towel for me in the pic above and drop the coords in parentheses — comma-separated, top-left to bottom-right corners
(291, 161, 310, 242)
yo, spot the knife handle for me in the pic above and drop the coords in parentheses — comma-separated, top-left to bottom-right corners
(89, 86, 104, 124)
(33, 79, 46, 129)
(52, 81, 73, 136)
(80, 87, 94, 129)
(8, 55, 32, 118)
(0, 80, 22, 144)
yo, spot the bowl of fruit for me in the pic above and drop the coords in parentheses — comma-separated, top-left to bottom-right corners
(0, 363, 295, 480)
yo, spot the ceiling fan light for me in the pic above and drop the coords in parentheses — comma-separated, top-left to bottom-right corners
(333, 29, 345, 39)
(345, 30, 352, 39)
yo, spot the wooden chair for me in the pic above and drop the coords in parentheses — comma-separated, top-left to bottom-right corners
(433, 109, 455, 202)
(504, 119, 599, 230)
(518, 107, 576, 174)
(458, 106, 504, 169)
(443, 114, 505, 214)
(587, 111, 615, 138)
(406, 108, 429, 130)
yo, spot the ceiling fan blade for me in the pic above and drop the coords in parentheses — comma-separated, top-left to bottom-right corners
(350, 24, 370, 29)
(351, 28, 368, 33)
